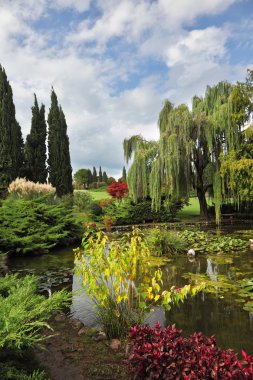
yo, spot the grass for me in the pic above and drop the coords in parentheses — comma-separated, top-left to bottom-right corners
(177, 197, 200, 218)
(74, 189, 111, 201)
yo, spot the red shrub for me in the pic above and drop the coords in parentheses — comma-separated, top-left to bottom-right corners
(128, 322, 253, 379)
(106, 180, 128, 199)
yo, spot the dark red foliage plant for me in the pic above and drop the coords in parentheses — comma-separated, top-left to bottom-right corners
(106, 180, 128, 199)
(128, 322, 253, 379)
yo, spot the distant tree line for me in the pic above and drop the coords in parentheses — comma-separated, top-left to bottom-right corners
(74, 166, 113, 189)
(74, 166, 127, 190)
(0, 65, 72, 196)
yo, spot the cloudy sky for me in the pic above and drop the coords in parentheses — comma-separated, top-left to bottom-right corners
(0, 0, 252, 178)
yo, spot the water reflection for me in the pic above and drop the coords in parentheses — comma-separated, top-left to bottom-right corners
(5, 225, 253, 354)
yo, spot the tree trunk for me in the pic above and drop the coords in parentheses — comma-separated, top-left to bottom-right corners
(197, 187, 208, 218)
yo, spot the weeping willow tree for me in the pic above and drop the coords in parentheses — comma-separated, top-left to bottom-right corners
(123, 135, 159, 204)
(124, 70, 253, 221)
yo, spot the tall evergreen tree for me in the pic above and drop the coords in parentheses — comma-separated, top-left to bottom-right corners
(122, 166, 127, 182)
(102, 171, 108, 183)
(47, 89, 73, 196)
(0, 65, 24, 188)
(98, 166, 103, 182)
(25, 94, 47, 183)
(87, 169, 93, 185)
(92, 166, 97, 182)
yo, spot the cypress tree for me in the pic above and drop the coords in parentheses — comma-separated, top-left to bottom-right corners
(47, 89, 73, 196)
(24, 94, 47, 183)
(92, 166, 97, 182)
(0, 65, 24, 189)
(122, 166, 127, 182)
(98, 166, 103, 182)
(87, 169, 93, 185)
(102, 171, 108, 183)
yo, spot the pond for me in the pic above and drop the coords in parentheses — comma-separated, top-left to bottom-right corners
(2, 223, 253, 354)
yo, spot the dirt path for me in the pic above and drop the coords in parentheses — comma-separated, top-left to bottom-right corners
(34, 315, 128, 380)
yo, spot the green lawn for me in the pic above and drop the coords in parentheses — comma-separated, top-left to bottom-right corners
(177, 197, 200, 218)
(75, 189, 206, 221)
(74, 189, 111, 201)
(88, 190, 111, 200)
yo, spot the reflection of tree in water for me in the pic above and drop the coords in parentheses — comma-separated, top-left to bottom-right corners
(206, 258, 218, 282)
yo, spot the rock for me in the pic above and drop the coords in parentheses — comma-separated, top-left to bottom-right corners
(78, 327, 90, 336)
(70, 319, 84, 330)
(54, 314, 66, 322)
(93, 331, 107, 342)
(110, 339, 121, 350)
(125, 343, 132, 357)
(187, 249, 196, 256)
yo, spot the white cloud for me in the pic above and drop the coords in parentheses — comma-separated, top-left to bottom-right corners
(0, 0, 251, 177)
(54, 0, 91, 12)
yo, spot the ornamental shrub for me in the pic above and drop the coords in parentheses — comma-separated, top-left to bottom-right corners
(74, 190, 93, 212)
(128, 322, 253, 379)
(0, 196, 82, 255)
(8, 178, 55, 199)
(0, 274, 71, 350)
(102, 198, 183, 225)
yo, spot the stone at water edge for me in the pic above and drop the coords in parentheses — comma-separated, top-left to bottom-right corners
(70, 319, 84, 330)
(93, 331, 107, 342)
(54, 314, 66, 322)
(110, 339, 121, 350)
(78, 326, 90, 336)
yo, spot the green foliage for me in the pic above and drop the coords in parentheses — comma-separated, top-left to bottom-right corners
(220, 150, 253, 204)
(102, 197, 183, 225)
(0, 65, 24, 188)
(237, 279, 253, 313)
(90, 201, 103, 218)
(0, 196, 82, 255)
(0, 362, 49, 380)
(146, 228, 187, 256)
(179, 230, 248, 254)
(0, 274, 71, 350)
(74, 168, 90, 189)
(74, 229, 202, 338)
(74, 190, 93, 212)
(92, 166, 97, 182)
(124, 73, 253, 221)
(47, 89, 73, 196)
(24, 94, 47, 183)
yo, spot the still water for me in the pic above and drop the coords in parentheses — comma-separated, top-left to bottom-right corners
(3, 224, 253, 354)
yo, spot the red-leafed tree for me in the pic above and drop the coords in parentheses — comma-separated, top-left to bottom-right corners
(106, 180, 128, 199)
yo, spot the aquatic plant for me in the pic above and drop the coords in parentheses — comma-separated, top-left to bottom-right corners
(74, 229, 201, 338)
(179, 230, 247, 254)
(128, 322, 253, 379)
(146, 228, 187, 256)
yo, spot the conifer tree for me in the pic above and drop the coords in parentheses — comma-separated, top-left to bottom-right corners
(47, 89, 73, 196)
(102, 171, 108, 183)
(25, 94, 47, 183)
(98, 166, 103, 182)
(122, 166, 127, 182)
(0, 65, 24, 189)
(92, 166, 97, 182)
(87, 169, 93, 185)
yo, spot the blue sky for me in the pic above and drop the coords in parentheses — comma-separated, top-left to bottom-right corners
(0, 0, 252, 178)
